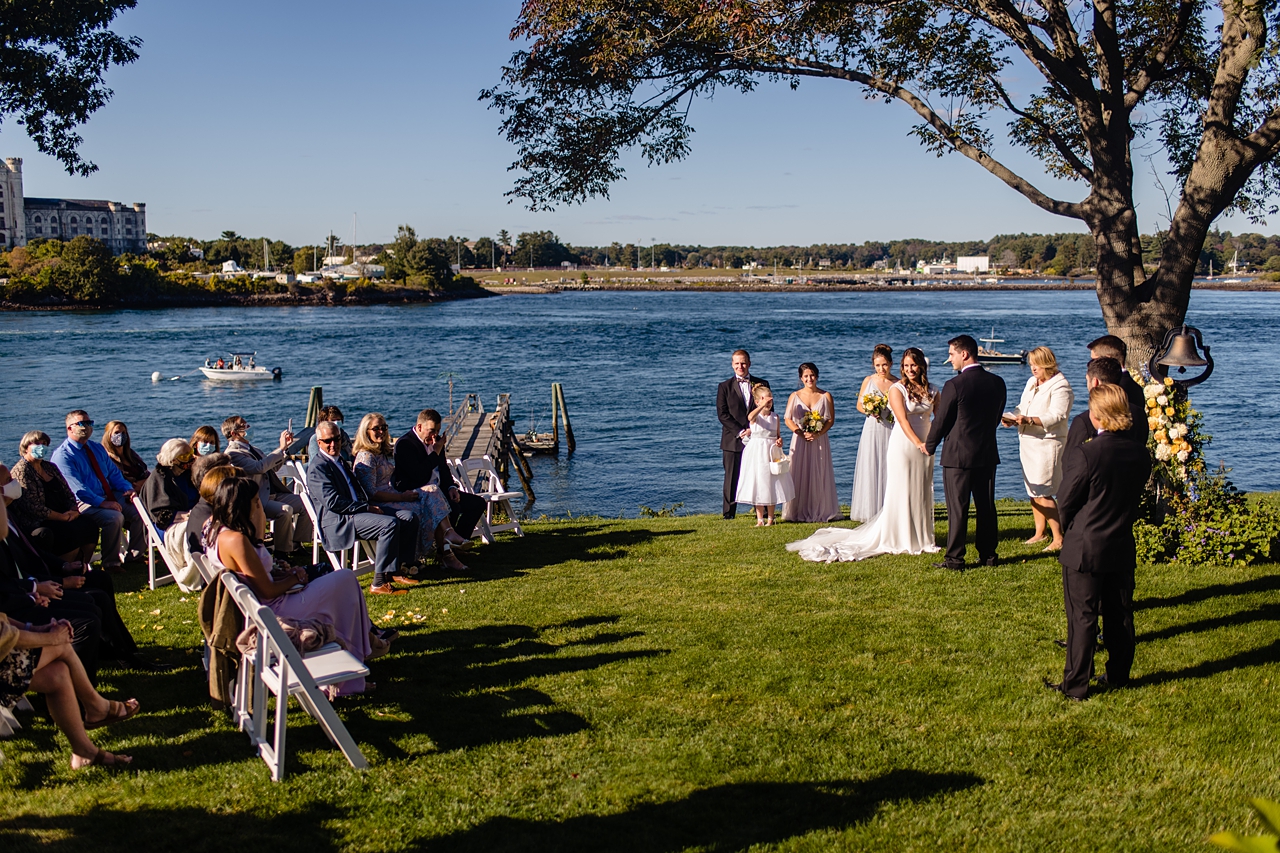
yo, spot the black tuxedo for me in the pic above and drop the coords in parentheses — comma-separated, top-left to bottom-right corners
(391, 429, 485, 539)
(716, 374, 770, 517)
(1063, 400, 1148, 458)
(924, 365, 1007, 567)
(1055, 433, 1152, 698)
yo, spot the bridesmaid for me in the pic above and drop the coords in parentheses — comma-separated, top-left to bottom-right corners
(849, 344, 897, 521)
(782, 362, 841, 522)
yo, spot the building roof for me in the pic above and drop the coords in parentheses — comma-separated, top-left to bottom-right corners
(24, 197, 139, 212)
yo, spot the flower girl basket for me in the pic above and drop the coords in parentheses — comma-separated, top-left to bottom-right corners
(769, 444, 791, 475)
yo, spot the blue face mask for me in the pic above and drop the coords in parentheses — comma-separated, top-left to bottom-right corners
(332, 420, 343, 429)
(197, 442, 215, 455)
(30, 444, 49, 460)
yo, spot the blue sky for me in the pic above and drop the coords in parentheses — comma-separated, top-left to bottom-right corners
(1, 1, 1259, 247)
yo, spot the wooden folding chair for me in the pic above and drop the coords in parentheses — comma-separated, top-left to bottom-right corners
(449, 455, 524, 544)
(219, 571, 368, 781)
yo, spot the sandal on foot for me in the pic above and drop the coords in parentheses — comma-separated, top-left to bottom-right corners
(442, 554, 469, 572)
(1024, 536, 1048, 545)
(71, 748, 133, 769)
(84, 698, 139, 730)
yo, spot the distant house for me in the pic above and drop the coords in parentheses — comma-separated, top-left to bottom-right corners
(818, 258, 832, 269)
(872, 259, 889, 271)
(222, 260, 245, 274)
(957, 255, 991, 273)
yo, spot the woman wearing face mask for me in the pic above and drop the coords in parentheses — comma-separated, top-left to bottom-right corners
(9, 431, 100, 563)
(101, 421, 149, 490)
(189, 425, 220, 457)
(140, 439, 198, 530)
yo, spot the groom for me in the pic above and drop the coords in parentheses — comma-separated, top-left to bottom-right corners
(924, 334, 1007, 570)
(716, 349, 769, 519)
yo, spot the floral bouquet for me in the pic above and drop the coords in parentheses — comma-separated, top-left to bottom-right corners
(862, 389, 894, 425)
(800, 409, 827, 434)
(1142, 374, 1207, 485)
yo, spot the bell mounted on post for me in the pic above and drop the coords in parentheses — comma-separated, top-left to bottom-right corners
(1148, 324, 1213, 389)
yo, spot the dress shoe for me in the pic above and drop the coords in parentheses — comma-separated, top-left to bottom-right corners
(369, 583, 408, 596)
(980, 556, 999, 567)
(1055, 638, 1105, 651)
(375, 627, 400, 643)
(1092, 673, 1128, 689)
(932, 561, 965, 571)
(1042, 678, 1085, 701)
(391, 574, 421, 586)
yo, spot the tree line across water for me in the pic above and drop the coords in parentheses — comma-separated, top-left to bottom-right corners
(2, 226, 1278, 306)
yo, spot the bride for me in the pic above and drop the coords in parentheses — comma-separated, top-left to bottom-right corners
(787, 347, 941, 562)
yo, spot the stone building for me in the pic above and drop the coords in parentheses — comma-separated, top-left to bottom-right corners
(0, 157, 146, 255)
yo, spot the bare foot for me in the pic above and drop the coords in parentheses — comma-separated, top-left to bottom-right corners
(755, 520, 765, 527)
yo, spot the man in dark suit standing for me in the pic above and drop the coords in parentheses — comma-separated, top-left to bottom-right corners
(716, 349, 769, 519)
(924, 334, 1007, 570)
(1087, 334, 1145, 409)
(308, 421, 417, 595)
(1047, 384, 1152, 700)
(1064, 357, 1149, 456)
(391, 409, 485, 542)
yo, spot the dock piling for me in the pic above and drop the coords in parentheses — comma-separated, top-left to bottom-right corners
(305, 387, 323, 428)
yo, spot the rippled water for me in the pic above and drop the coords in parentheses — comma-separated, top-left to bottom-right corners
(0, 289, 1272, 517)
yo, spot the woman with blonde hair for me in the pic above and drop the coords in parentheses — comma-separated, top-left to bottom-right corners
(10, 430, 99, 563)
(1003, 346, 1074, 550)
(352, 413, 470, 572)
(102, 420, 149, 490)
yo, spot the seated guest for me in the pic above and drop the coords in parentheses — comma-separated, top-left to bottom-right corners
(353, 413, 471, 573)
(205, 476, 384, 692)
(141, 439, 197, 530)
(190, 425, 221, 457)
(1064, 357, 1149, 456)
(51, 410, 145, 571)
(308, 421, 417, 595)
(307, 406, 354, 463)
(2, 462, 159, 672)
(10, 430, 100, 564)
(102, 420, 150, 491)
(392, 409, 485, 544)
(184, 454, 234, 557)
(1048, 384, 1152, 700)
(1, 612, 139, 769)
(223, 415, 312, 559)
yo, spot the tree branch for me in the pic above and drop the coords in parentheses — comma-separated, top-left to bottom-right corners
(1125, 0, 1197, 108)
(993, 81, 1095, 181)
(761, 58, 1084, 218)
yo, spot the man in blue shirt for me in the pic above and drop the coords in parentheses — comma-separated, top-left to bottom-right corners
(50, 410, 145, 571)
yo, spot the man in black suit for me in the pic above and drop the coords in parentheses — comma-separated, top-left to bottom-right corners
(1064, 357, 1149, 456)
(716, 349, 770, 519)
(1087, 334, 1145, 409)
(924, 334, 1007, 570)
(308, 421, 418, 595)
(1048, 384, 1152, 700)
(391, 409, 485, 542)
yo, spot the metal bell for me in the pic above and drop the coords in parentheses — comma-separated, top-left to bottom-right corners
(1156, 326, 1209, 369)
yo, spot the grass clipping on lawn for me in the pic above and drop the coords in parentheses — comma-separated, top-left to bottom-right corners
(2, 507, 1278, 852)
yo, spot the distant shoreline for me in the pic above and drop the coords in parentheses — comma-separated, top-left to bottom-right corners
(0, 284, 491, 312)
(482, 279, 1280, 295)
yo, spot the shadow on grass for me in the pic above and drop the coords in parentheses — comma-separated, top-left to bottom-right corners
(1133, 638, 1280, 688)
(413, 769, 983, 852)
(1138, 602, 1280, 644)
(335, 615, 667, 757)
(1135, 573, 1280, 611)
(0, 803, 342, 853)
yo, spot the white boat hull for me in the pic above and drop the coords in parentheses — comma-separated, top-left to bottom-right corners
(200, 367, 274, 381)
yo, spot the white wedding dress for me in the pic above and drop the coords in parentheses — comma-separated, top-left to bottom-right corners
(787, 382, 941, 562)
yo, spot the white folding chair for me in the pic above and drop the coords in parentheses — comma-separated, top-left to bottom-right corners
(131, 495, 182, 590)
(280, 461, 375, 576)
(450, 455, 524, 544)
(219, 571, 368, 781)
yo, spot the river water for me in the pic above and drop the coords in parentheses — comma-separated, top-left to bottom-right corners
(0, 290, 1271, 517)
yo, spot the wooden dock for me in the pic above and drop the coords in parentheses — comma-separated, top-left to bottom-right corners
(443, 393, 535, 501)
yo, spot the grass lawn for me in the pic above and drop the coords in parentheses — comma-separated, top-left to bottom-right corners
(2, 503, 1278, 851)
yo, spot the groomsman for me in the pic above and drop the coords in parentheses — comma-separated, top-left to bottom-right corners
(1086, 334, 1146, 408)
(924, 335, 1007, 569)
(1064, 357, 1149, 456)
(1046, 384, 1151, 700)
(716, 349, 769, 519)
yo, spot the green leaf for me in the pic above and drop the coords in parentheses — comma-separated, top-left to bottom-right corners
(1252, 800, 1280, 837)
(1208, 831, 1280, 852)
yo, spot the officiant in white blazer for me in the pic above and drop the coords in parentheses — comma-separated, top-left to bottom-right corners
(1003, 346, 1074, 551)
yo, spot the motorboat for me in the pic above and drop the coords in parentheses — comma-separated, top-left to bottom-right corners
(976, 329, 1027, 365)
(199, 352, 281, 381)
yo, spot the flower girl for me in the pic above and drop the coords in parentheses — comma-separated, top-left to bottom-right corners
(736, 383, 795, 525)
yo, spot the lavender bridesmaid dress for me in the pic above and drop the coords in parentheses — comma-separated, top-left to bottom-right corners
(782, 394, 842, 522)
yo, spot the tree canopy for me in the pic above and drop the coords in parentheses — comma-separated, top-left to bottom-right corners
(485, 0, 1280, 362)
(0, 1, 141, 175)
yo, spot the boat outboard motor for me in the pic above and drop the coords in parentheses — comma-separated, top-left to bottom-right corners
(272, 367, 283, 381)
